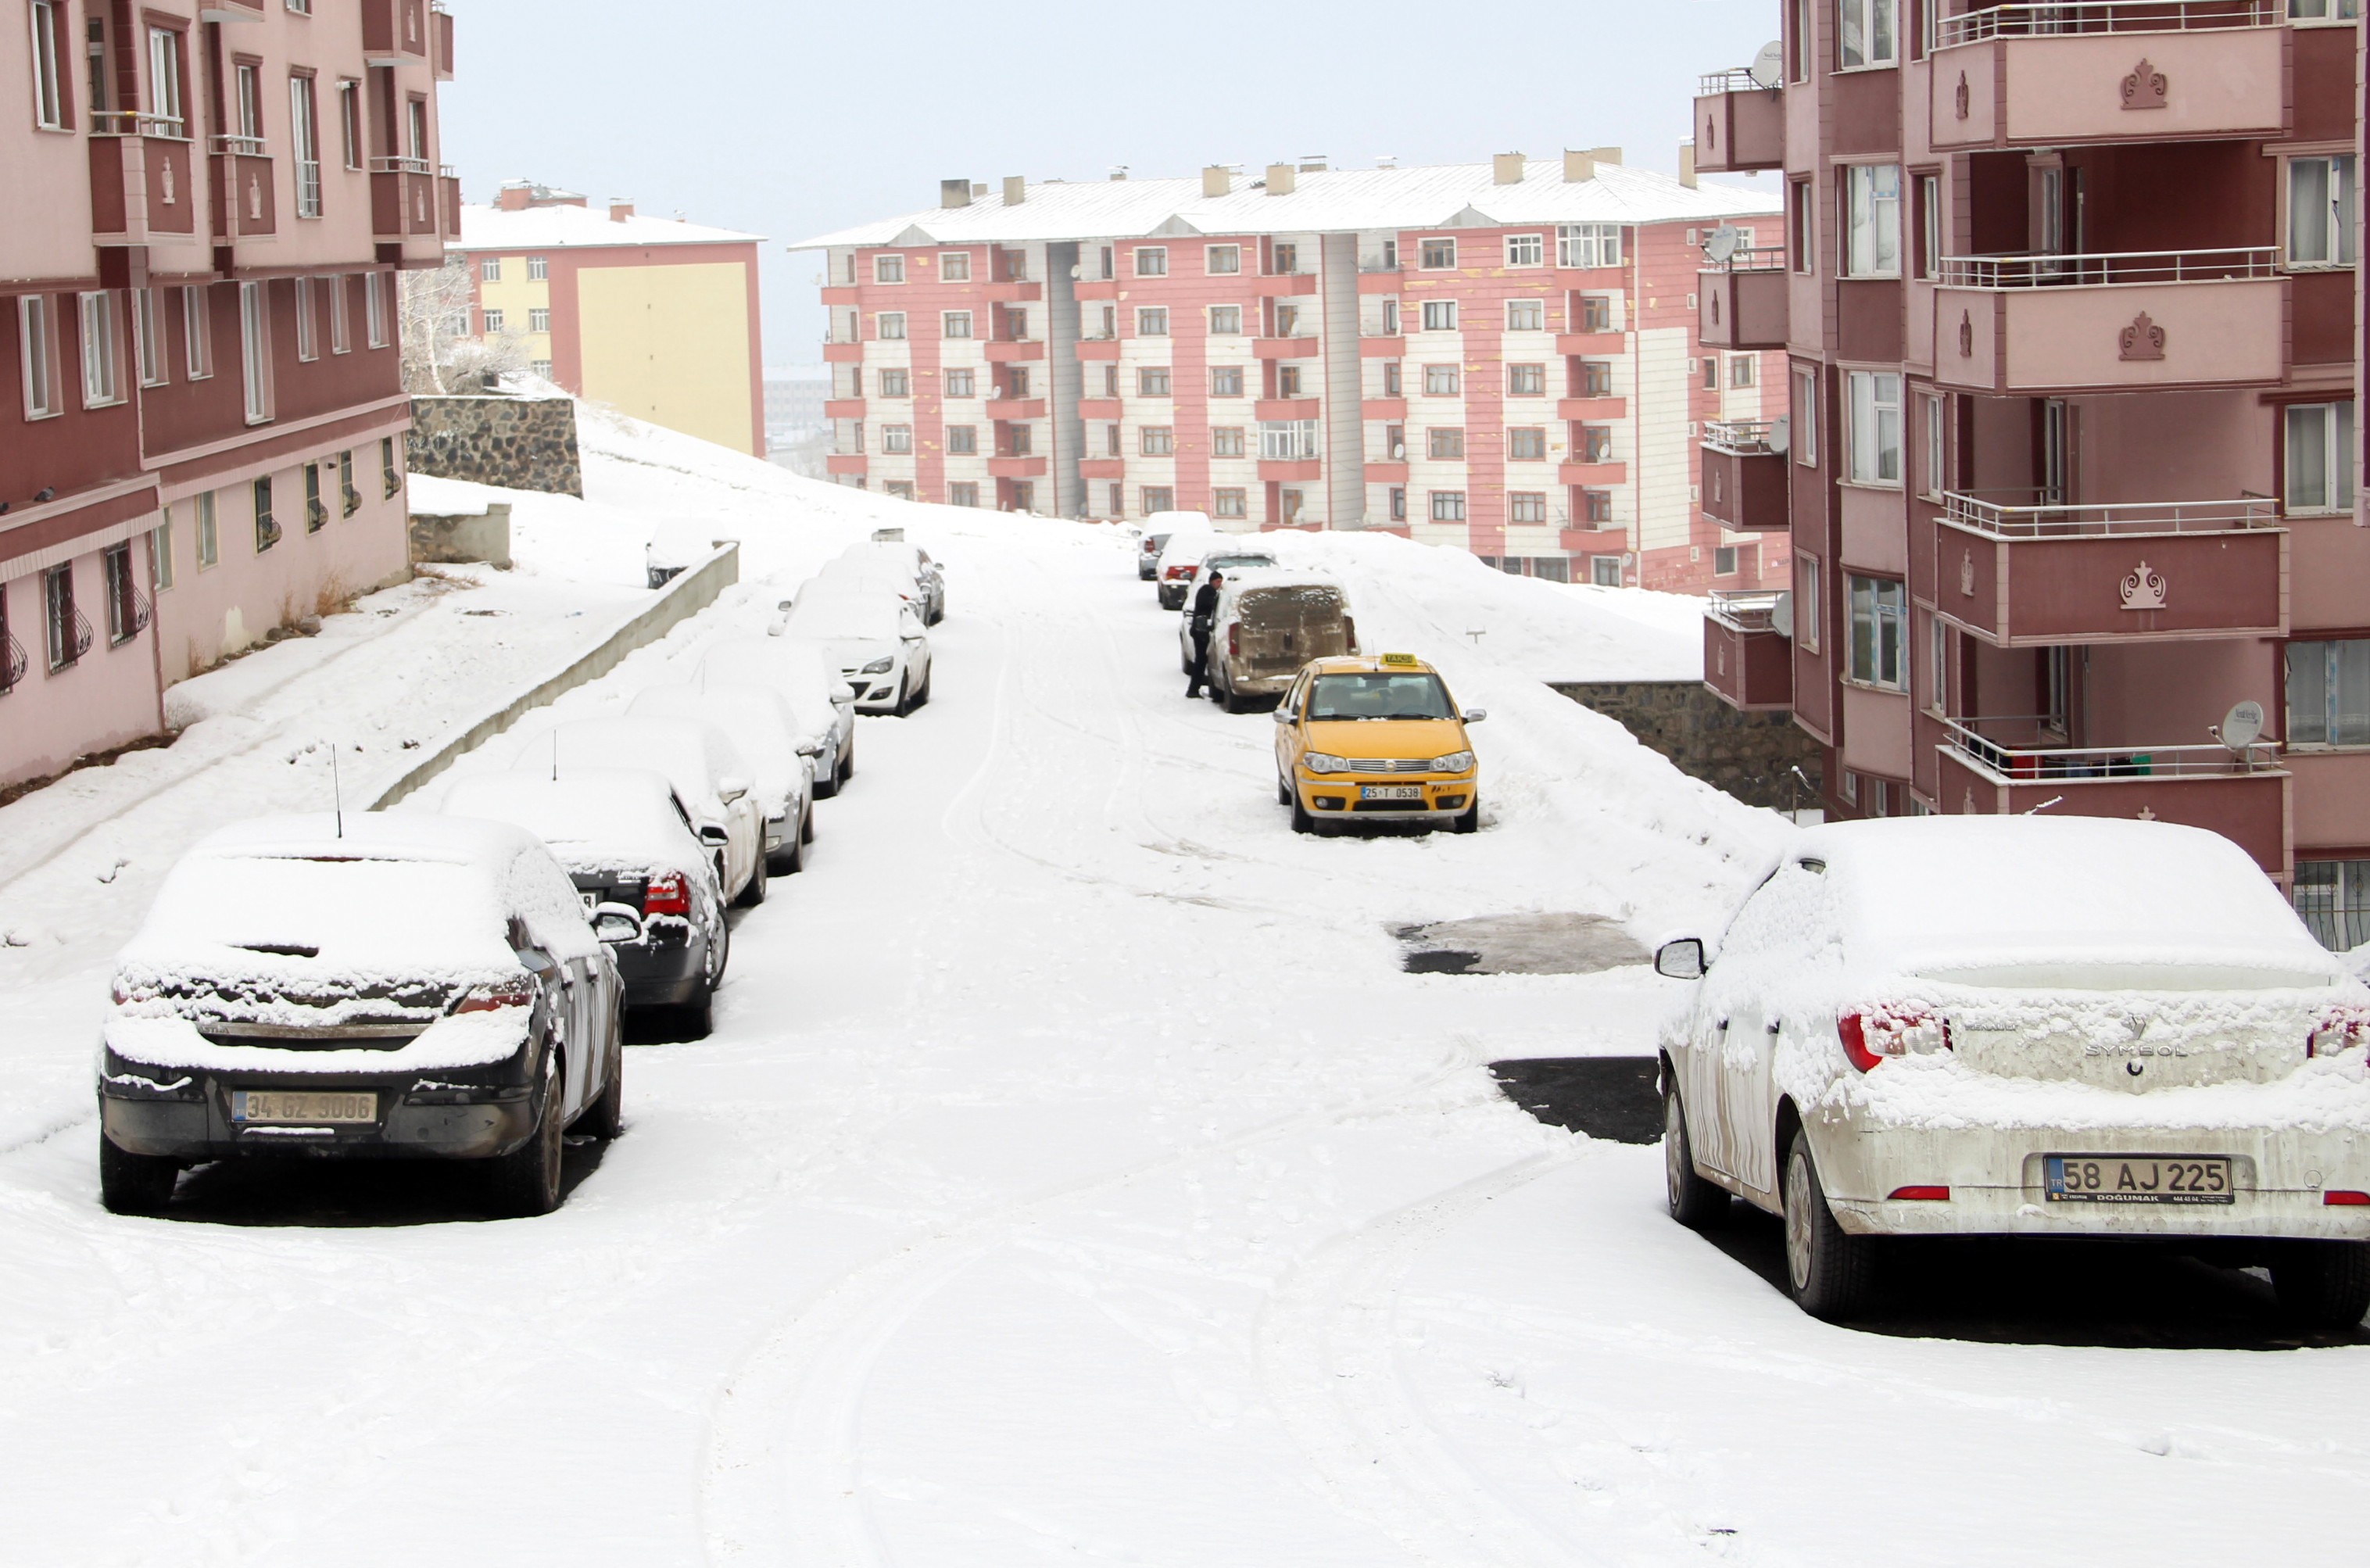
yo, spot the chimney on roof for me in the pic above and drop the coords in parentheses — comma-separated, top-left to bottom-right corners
(972, 182, 988, 199)
(1003, 175, 1026, 206)
(1494, 152, 1525, 185)
(1593, 146, 1624, 166)
(1298, 154, 1326, 173)
(1202, 165, 1231, 198)
(1376, 154, 1398, 170)
(1265, 163, 1296, 196)
(941, 178, 972, 208)
(1109, 166, 1128, 181)
(1563, 150, 1595, 183)
(608, 198, 634, 222)
(497, 181, 534, 212)
(1679, 142, 1698, 188)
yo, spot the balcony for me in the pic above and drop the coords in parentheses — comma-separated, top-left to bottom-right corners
(1079, 458, 1126, 480)
(823, 399, 865, 420)
(1927, 490, 2286, 646)
(212, 148, 275, 238)
(1935, 249, 2286, 395)
(1074, 279, 1119, 301)
(1357, 271, 1403, 295)
(822, 342, 863, 363)
(1359, 336, 1405, 359)
(986, 396, 1046, 419)
(1704, 591, 1794, 711)
(1362, 396, 1407, 419)
(983, 339, 1045, 362)
(987, 456, 1047, 478)
(1937, 714, 2288, 874)
(821, 285, 858, 306)
(439, 170, 460, 235)
(1076, 397, 1121, 420)
(1557, 396, 1627, 421)
(1258, 459, 1323, 481)
(825, 454, 868, 476)
(979, 281, 1043, 303)
(1556, 331, 1625, 356)
(195, 0, 263, 17)
(1076, 339, 1121, 361)
(433, 2, 454, 77)
(1694, 68, 1785, 174)
(1252, 274, 1319, 297)
(1256, 398, 1320, 421)
(1699, 252, 1787, 349)
(1255, 337, 1319, 360)
(1700, 421, 1789, 532)
(87, 123, 197, 243)
(1365, 461, 1409, 481)
(1559, 460, 1629, 486)
(1931, 1, 2286, 152)
(363, 0, 432, 64)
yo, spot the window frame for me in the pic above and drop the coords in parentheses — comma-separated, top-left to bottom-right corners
(872, 254, 905, 285)
(1505, 233, 1545, 267)
(1505, 298, 1545, 333)
(1428, 490, 1467, 522)
(876, 311, 907, 342)
(1795, 366, 1820, 467)
(363, 272, 386, 348)
(338, 78, 362, 169)
(1205, 244, 1240, 275)
(1837, 0, 1900, 70)
(1846, 573, 1907, 690)
(1796, 553, 1822, 652)
(941, 310, 972, 339)
(1140, 425, 1175, 457)
(1212, 486, 1248, 520)
(1507, 427, 1548, 461)
(1556, 224, 1623, 270)
(882, 424, 913, 455)
(1210, 364, 1244, 397)
(1422, 363, 1460, 397)
(877, 367, 909, 397)
(1841, 163, 1903, 278)
(1212, 426, 1245, 458)
(1509, 490, 1548, 524)
(1133, 245, 1169, 277)
(1419, 237, 1458, 270)
(238, 281, 270, 423)
(292, 276, 318, 362)
(1137, 366, 1171, 397)
(945, 424, 976, 456)
(944, 367, 975, 398)
(133, 288, 166, 387)
(78, 291, 122, 408)
(1507, 362, 1546, 396)
(939, 252, 971, 282)
(2285, 401, 2358, 514)
(2286, 639, 2370, 749)
(1845, 369, 1903, 486)
(1136, 306, 1169, 337)
(1208, 304, 1242, 335)
(2286, 155, 2357, 270)
(1427, 427, 1466, 460)
(30, 1, 66, 130)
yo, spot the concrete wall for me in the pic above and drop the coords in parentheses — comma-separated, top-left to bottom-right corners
(408, 396, 584, 496)
(410, 502, 513, 568)
(1551, 678, 1825, 810)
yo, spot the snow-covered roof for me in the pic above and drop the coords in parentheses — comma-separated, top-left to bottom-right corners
(789, 159, 1778, 251)
(455, 202, 764, 252)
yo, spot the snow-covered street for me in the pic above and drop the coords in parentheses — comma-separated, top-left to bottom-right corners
(8, 447, 2370, 1564)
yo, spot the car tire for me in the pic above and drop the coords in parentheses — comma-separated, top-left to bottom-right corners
(802, 804, 816, 845)
(2270, 1240, 2370, 1330)
(891, 675, 911, 718)
(485, 1051, 565, 1218)
(1782, 1128, 1877, 1321)
(1451, 796, 1480, 835)
(840, 745, 855, 784)
(734, 849, 768, 909)
(575, 1022, 625, 1140)
(1290, 790, 1316, 836)
(914, 667, 933, 708)
(1662, 1085, 1727, 1230)
(1276, 773, 1291, 805)
(98, 1133, 178, 1216)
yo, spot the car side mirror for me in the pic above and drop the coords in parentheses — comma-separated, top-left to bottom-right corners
(717, 776, 750, 804)
(778, 599, 794, 612)
(700, 824, 730, 846)
(592, 904, 644, 944)
(1462, 708, 1488, 724)
(1273, 707, 1293, 725)
(1654, 938, 1706, 980)
(796, 739, 824, 757)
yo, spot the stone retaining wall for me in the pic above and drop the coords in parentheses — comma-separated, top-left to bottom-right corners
(1550, 679, 1824, 811)
(407, 396, 583, 497)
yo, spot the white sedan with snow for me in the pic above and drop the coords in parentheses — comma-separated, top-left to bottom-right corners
(775, 589, 933, 715)
(1656, 817, 2370, 1326)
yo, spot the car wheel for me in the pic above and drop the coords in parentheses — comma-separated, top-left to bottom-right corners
(1222, 679, 1248, 714)
(914, 667, 932, 708)
(1290, 789, 1316, 835)
(840, 745, 855, 783)
(801, 804, 816, 845)
(1782, 1128, 1877, 1321)
(891, 675, 911, 718)
(734, 849, 768, 909)
(98, 1133, 179, 1216)
(1451, 796, 1480, 835)
(485, 1051, 566, 1218)
(2270, 1240, 2370, 1330)
(1662, 1084, 1727, 1230)
(1276, 772, 1291, 805)
(678, 990, 714, 1039)
(575, 1021, 625, 1140)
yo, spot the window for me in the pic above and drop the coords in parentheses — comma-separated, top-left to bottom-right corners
(2286, 402, 2357, 512)
(293, 277, 317, 361)
(1789, 180, 1818, 274)
(1795, 367, 1820, 467)
(1137, 366, 1171, 396)
(1212, 427, 1245, 457)
(2288, 640, 2370, 748)
(132, 289, 165, 387)
(1505, 234, 1545, 267)
(148, 26, 184, 129)
(1507, 363, 1545, 396)
(2289, 156, 2357, 267)
(1583, 489, 1613, 524)
(1508, 428, 1547, 460)
(1429, 428, 1466, 460)
(948, 481, 979, 507)
(1208, 305, 1242, 335)
(874, 255, 904, 284)
(1212, 487, 1247, 519)
(1382, 361, 1402, 396)
(1003, 424, 1033, 457)
(289, 73, 320, 217)
(1211, 365, 1244, 396)
(1714, 546, 1740, 576)
(1579, 295, 1613, 332)
(1273, 303, 1302, 339)
(1101, 364, 1119, 397)
(1505, 299, 1545, 332)
(1846, 371, 1903, 484)
(1580, 360, 1614, 397)
(364, 272, 386, 347)
(1205, 244, 1240, 274)
(234, 61, 262, 141)
(339, 449, 359, 516)
(252, 474, 279, 553)
(102, 543, 141, 644)
(945, 424, 976, 455)
(1384, 423, 1405, 458)
(936, 310, 972, 341)
(1430, 492, 1467, 522)
(188, 491, 219, 569)
(1143, 486, 1173, 514)
(1848, 575, 1906, 689)
(1920, 393, 1946, 499)
(303, 462, 326, 532)
(882, 424, 913, 454)
(945, 367, 975, 397)
(1838, 0, 1899, 68)
(78, 292, 120, 407)
(176, 285, 213, 380)
(1557, 224, 1623, 270)
(1134, 246, 1168, 277)
(1419, 300, 1459, 332)
(1729, 356, 1756, 389)
(519, 255, 544, 283)
(1389, 487, 1407, 521)
(883, 481, 915, 502)
(1919, 174, 1942, 280)
(338, 79, 361, 169)
(2289, 0, 2361, 19)
(1104, 481, 1123, 514)
(1137, 307, 1169, 337)
(1419, 237, 1458, 270)
(381, 435, 399, 498)
(2297, 860, 2370, 950)
(1423, 363, 1460, 396)
(528, 307, 550, 334)
(1270, 242, 1298, 275)
(1380, 298, 1400, 336)
(1581, 425, 1615, 464)
(1141, 426, 1175, 456)
(30, 1, 66, 128)
(482, 306, 505, 335)
(1259, 420, 1319, 460)
(877, 312, 906, 341)
(1928, 614, 1949, 712)
(1276, 364, 1303, 397)
(1701, 356, 1719, 390)
(44, 565, 81, 669)
(1843, 165, 1903, 277)
(326, 275, 349, 354)
(874, 368, 908, 397)
(1510, 492, 1548, 524)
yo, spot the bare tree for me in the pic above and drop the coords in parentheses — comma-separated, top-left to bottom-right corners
(398, 258, 528, 394)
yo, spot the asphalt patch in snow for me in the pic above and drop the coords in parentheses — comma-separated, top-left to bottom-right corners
(1395, 912, 1649, 975)
(1490, 1057, 1662, 1144)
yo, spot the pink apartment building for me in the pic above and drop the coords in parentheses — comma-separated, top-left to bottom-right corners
(2, 0, 453, 790)
(793, 155, 1788, 592)
(1689, 0, 2368, 939)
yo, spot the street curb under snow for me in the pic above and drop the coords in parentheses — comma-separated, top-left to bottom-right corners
(364, 542, 741, 810)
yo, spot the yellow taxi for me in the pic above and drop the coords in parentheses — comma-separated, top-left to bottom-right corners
(1272, 653, 1484, 834)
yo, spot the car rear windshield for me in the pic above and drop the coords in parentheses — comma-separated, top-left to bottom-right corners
(1208, 556, 1275, 571)
(148, 855, 507, 968)
(1309, 672, 1452, 721)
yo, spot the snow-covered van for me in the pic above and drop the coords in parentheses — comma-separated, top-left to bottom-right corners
(1202, 571, 1358, 711)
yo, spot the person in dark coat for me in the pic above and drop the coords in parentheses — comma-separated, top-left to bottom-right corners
(1186, 571, 1224, 699)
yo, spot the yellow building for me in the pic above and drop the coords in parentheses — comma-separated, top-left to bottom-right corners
(454, 181, 767, 456)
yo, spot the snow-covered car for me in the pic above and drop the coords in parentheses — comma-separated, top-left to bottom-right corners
(836, 539, 946, 625)
(441, 770, 731, 1032)
(1153, 531, 1224, 610)
(1654, 817, 2370, 1326)
(777, 587, 933, 715)
(807, 560, 930, 626)
(96, 814, 632, 1219)
(519, 718, 769, 906)
(1205, 571, 1358, 711)
(628, 684, 815, 875)
(1136, 531, 1171, 581)
(1173, 549, 1283, 670)
(705, 636, 857, 797)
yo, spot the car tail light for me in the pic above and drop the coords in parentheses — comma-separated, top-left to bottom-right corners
(1838, 1007, 1951, 1072)
(453, 977, 536, 1014)
(2308, 1007, 2370, 1058)
(1888, 1185, 1951, 1201)
(2325, 1190, 2370, 1206)
(644, 874, 691, 917)
(1228, 624, 1240, 657)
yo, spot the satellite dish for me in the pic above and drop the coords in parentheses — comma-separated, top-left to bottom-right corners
(2217, 700, 2266, 754)
(1704, 224, 1743, 264)
(1748, 41, 1785, 90)
(1771, 590, 1795, 641)
(1768, 414, 1791, 456)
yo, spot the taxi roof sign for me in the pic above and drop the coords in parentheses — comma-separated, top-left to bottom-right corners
(1379, 652, 1422, 667)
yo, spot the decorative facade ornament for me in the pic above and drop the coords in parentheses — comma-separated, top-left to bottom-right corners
(2121, 59, 2168, 111)
(2118, 311, 2165, 362)
(159, 161, 175, 206)
(1717, 644, 1728, 676)
(2121, 560, 2168, 611)
(246, 173, 263, 222)
(1960, 550, 1976, 596)
(2136, 807, 2157, 821)
(1955, 72, 1970, 120)
(1709, 292, 1721, 326)
(1963, 787, 1977, 815)
(1958, 310, 1974, 357)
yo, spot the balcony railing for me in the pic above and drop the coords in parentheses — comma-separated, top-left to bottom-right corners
(1708, 589, 1788, 633)
(369, 154, 432, 176)
(1, 630, 26, 693)
(1702, 245, 1787, 275)
(1702, 419, 1781, 456)
(1939, 0, 2274, 47)
(1941, 247, 2278, 288)
(49, 607, 95, 671)
(212, 133, 266, 158)
(92, 110, 186, 138)
(1943, 714, 2278, 779)
(1698, 66, 1776, 94)
(1941, 489, 2279, 537)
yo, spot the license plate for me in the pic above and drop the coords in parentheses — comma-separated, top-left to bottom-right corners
(232, 1090, 378, 1126)
(1359, 785, 1424, 801)
(2044, 1155, 2233, 1205)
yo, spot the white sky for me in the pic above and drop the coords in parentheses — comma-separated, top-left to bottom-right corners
(436, 0, 1784, 371)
